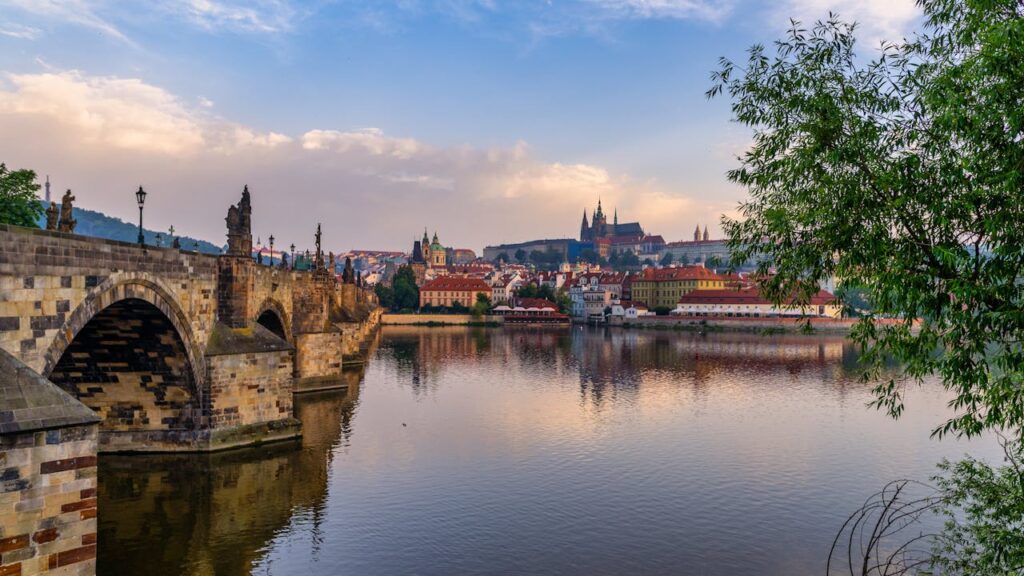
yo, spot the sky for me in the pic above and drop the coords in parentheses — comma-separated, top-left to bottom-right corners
(0, 0, 921, 253)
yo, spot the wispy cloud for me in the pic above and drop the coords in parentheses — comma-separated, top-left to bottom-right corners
(584, 0, 734, 23)
(174, 0, 302, 34)
(0, 0, 305, 45)
(0, 22, 42, 40)
(0, 0, 133, 43)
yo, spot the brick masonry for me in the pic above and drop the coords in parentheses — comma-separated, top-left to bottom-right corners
(0, 224, 380, 452)
(0, 424, 99, 576)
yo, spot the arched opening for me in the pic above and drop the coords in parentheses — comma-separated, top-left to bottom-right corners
(48, 298, 200, 432)
(256, 309, 287, 341)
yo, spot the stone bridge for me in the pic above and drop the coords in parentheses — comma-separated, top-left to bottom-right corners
(0, 190, 380, 453)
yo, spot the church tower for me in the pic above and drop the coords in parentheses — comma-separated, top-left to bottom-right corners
(580, 209, 590, 242)
(694, 224, 701, 242)
(703, 226, 710, 241)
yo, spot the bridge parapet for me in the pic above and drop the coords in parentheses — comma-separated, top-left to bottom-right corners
(0, 196, 380, 454)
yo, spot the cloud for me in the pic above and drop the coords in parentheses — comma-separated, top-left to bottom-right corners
(776, 0, 921, 44)
(0, 23, 42, 40)
(175, 0, 301, 33)
(0, 0, 303, 43)
(0, 0, 133, 43)
(584, 0, 733, 23)
(0, 69, 713, 251)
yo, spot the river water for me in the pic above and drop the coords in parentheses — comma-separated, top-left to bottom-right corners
(97, 326, 1002, 575)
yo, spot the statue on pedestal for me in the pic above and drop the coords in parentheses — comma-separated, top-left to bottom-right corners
(45, 202, 59, 231)
(58, 190, 76, 233)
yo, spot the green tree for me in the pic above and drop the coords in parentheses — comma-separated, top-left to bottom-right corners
(514, 248, 527, 263)
(711, 1, 1024, 571)
(374, 283, 395, 310)
(391, 266, 419, 311)
(660, 252, 674, 266)
(471, 292, 492, 318)
(0, 164, 43, 227)
(494, 252, 509, 263)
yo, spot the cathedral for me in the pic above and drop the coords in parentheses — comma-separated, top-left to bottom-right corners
(579, 199, 644, 242)
(415, 229, 445, 268)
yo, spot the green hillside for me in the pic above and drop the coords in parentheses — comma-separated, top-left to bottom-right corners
(35, 201, 223, 254)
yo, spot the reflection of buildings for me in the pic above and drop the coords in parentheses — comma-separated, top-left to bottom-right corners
(380, 326, 856, 409)
(97, 384, 362, 576)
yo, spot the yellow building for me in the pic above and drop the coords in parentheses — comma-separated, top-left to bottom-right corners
(629, 266, 726, 309)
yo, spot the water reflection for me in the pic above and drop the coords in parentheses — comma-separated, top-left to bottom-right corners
(98, 327, 998, 576)
(97, 375, 361, 576)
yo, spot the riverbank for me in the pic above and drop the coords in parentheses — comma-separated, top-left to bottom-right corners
(381, 313, 504, 327)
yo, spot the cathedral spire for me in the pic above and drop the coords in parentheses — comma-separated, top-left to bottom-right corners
(614, 207, 618, 226)
(694, 224, 701, 242)
(703, 226, 709, 241)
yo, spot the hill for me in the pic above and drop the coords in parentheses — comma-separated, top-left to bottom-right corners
(35, 201, 222, 254)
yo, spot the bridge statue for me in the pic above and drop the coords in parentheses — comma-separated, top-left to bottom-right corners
(225, 185, 253, 256)
(58, 189, 76, 233)
(45, 201, 59, 230)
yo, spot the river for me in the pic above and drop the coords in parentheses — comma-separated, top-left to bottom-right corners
(97, 326, 1002, 575)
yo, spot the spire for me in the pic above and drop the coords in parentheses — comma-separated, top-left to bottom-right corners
(694, 224, 701, 242)
(581, 209, 589, 227)
(45, 175, 51, 203)
(703, 226, 709, 242)
(614, 207, 618, 226)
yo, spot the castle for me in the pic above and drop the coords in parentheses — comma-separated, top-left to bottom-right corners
(579, 199, 644, 242)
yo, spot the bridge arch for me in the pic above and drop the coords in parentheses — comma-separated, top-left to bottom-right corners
(255, 297, 291, 342)
(41, 273, 206, 433)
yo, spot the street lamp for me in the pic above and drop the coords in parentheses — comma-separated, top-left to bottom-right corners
(135, 186, 147, 246)
(268, 235, 275, 267)
(290, 243, 296, 269)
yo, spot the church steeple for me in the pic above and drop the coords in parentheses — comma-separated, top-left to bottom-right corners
(694, 224, 701, 242)
(703, 226, 709, 241)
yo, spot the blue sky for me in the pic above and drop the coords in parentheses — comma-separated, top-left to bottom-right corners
(0, 1, 919, 252)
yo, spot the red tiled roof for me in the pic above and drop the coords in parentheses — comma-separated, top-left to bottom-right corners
(515, 298, 558, 310)
(421, 277, 492, 292)
(639, 266, 724, 281)
(678, 287, 835, 306)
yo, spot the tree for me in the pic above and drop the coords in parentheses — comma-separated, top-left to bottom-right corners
(0, 164, 43, 227)
(472, 293, 492, 318)
(660, 252, 674, 266)
(374, 283, 395, 310)
(711, 1, 1024, 571)
(495, 252, 509, 264)
(578, 248, 600, 264)
(679, 253, 690, 265)
(391, 266, 419, 311)
(514, 248, 527, 263)
(619, 251, 641, 268)
(705, 255, 722, 269)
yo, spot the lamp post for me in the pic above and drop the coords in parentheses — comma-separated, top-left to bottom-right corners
(290, 243, 296, 270)
(135, 186, 147, 246)
(268, 235, 275, 267)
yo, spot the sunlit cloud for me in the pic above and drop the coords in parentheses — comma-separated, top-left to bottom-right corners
(0, 68, 715, 250)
